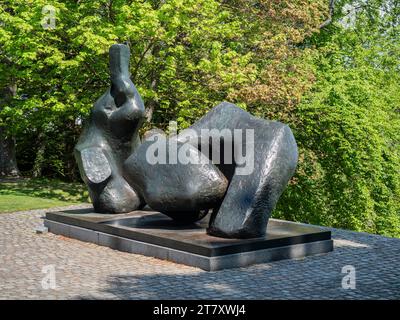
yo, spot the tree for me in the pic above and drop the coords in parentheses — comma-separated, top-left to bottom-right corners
(2, 1, 398, 236)
(0, 0, 328, 177)
(274, 0, 400, 237)
(0, 81, 19, 177)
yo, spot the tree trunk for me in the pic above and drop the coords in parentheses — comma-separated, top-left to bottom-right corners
(144, 44, 161, 123)
(145, 79, 158, 123)
(32, 135, 46, 178)
(0, 127, 19, 177)
(0, 83, 19, 177)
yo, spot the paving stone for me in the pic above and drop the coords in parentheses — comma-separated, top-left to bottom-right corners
(0, 204, 399, 299)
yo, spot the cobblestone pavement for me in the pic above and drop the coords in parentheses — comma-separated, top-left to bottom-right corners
(0, 205, 399, 300)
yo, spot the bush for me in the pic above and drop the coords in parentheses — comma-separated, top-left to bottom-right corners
(274, 34, 400, 237)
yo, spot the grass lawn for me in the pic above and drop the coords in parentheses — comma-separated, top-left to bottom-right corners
(0, 178, 90, 213)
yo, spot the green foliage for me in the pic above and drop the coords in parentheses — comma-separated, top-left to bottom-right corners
(274, 0, 400, 237)
(0, 1, 399, 236)
(0, 0, 326, 177)
(0, 0, 243, 177)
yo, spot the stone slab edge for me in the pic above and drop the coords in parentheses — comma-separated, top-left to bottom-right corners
(44, 219, 333, 271)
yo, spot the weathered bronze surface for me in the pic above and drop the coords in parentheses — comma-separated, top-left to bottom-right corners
(75, 44, 298, 239)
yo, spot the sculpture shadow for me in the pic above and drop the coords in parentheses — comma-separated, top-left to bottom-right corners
(73, 230, 400, 300)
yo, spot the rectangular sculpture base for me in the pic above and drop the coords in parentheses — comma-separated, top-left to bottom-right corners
(44, 209, 333, 271)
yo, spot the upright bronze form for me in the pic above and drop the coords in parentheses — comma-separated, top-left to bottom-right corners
(75, 44, 298, 239)
(75, 44, 145, 213)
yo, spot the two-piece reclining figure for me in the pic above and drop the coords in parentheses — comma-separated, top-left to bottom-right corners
(75, 44, 298, 239)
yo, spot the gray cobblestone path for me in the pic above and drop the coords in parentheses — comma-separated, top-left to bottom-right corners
(0, 205, 399, 299)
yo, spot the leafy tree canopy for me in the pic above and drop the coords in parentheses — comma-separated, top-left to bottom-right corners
(0, 0, 399, 236)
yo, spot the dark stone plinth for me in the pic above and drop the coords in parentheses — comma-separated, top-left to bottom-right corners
(44, 209, 333, 271)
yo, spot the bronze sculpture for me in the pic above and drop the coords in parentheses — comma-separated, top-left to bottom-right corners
(75, 44, 298, 239)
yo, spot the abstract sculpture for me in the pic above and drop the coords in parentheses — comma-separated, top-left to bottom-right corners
(75, 44, 298, 239)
